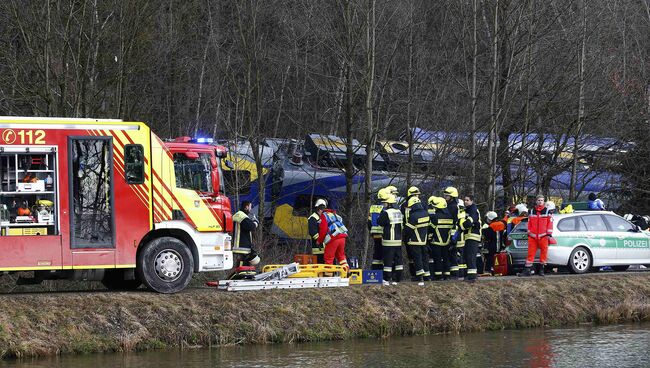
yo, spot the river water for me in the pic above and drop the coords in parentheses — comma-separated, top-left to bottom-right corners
(2, 324, 649, 368)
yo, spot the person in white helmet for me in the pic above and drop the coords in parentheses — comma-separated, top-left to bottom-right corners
(482, 210, 506, 275)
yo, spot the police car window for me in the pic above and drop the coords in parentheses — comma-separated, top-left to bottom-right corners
(558, 217, 587, 232)
(603, 215, 634, 232)
(511, 220, 527, 233)
(581, 215, 608, 231)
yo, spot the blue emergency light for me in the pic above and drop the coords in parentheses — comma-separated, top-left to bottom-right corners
(193, 137, 214, 144)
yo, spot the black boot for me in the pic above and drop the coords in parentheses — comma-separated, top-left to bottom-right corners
(537, 264, 545, 277)
(517, 265, 532, 277)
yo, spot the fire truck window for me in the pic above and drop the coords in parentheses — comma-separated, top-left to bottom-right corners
(222, 169, 251, 195)
(173, 153, 213, 193)
(70, 138, 114, 248)
(124, 144, 144, 184)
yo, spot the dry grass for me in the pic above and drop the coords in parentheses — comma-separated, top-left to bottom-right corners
(0, 272, 650, 358)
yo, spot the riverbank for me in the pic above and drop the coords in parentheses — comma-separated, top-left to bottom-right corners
(1, 272, 649, 358)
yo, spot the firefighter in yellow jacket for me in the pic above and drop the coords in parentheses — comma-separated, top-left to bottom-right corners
(308, 200, 325, 263)
(368, 189, 387, 270)
(377, 190, 404, 285)
(428, 196, 454, 280)
(404, 196, 430, 285)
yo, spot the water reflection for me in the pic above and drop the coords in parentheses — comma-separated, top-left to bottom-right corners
(2, 324, 649, 368)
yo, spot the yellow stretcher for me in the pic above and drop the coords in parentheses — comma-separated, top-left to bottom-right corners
(262, 264, 348, 278)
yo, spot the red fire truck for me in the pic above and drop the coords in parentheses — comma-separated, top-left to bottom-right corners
(0, 117, 233, 293)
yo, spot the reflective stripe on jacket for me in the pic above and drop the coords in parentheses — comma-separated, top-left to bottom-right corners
(405, 206, 429, 246)
(318, 210, 348, 245)
(378, 207, 403, 246)
(428, 207, 454, 246)
(528, 205, 553, 239)
(368, 204, 384, 236)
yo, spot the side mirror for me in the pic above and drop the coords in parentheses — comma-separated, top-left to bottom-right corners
(225, 159, 235, 170)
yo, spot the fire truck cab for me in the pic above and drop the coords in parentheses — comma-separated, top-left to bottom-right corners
(0, 117, 233, 293)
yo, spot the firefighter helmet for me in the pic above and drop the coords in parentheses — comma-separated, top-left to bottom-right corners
(486, 211, 498, 221)
(407, 186, 420, 196)
(384, 193, 397, 204)
(314, 198, 328, 208)
(377, 188, 391, 202)
(443, 186, 458, 198)
(385, 185, 398, 195)
(545, 201, 556, 211)
(428, 196, 447, 209)
(407, 196, 421, 208)
(457, 198, 465, 210)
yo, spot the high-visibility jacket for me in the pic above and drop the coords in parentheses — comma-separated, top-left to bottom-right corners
(404, 206, 429, 246)
(368, 203, 384, 238)
(378, 206, 403, 246)
(455, 207, 470, 247)
(428, 207, 454, 246)
(308, 212, 323, 255)
(464, 203, 482, 242)
(233, 210, 258, 254)
(528, 205, 553, 239)
(317, 210, 348, 246)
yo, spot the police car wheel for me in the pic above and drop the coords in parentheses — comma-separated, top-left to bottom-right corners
(137, 237, 194, 293)
(568, 247, 591, 274)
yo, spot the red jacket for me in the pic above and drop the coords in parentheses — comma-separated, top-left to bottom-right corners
(317, 209, 348, 245)
(528, 205, 553, 239)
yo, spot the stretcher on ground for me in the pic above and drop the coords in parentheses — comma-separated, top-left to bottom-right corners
(262, 263, 348, 278)
(213, 277, 350, 291)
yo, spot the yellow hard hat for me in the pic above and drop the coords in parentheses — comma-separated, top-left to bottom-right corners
(377, 188, 391, 201)
(407, 196, 421, 208)
(443, 186, 458, 198)
(385, 193, 397, 204)
(385, 185, 398, 195)
(407, 186, 420, 196)
(428, 196, 447, 209)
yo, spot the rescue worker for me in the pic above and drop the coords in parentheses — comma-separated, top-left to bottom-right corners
(462, 195, 482, 282)
(428, 196, 454, 280)
(377, 191, 404, 285)
(316, 202, 349, 271)
(518, 195, 553, 277)
(454, 198, 468, 278)
(368, 189, 387, 270)
(231, 200, 261, 278)
(443, 186, 460, 277)
(401, 186, 425, 279)
(588, 192, 606, 210)
(308, 199, 326, 263)
(404, 196, 430, 285)
(482, 211, 506, 274)
(511, 204, 528, 226)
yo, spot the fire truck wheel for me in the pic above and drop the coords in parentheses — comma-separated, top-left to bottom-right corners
(137, 237, 194, 293)
(101, 269, 142, 291)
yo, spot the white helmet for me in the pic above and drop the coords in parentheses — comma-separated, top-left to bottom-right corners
(486, 211, 498, 221)
(624, 214, 634, 221)
(314, 198, 328, 208)
(545, 201, 556, 211)
(515, 204, 528, 214)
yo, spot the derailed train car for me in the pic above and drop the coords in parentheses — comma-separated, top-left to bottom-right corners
(220, 129, 625, 241)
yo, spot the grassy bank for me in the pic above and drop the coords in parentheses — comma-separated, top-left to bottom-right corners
(1, 273, 650, 358)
